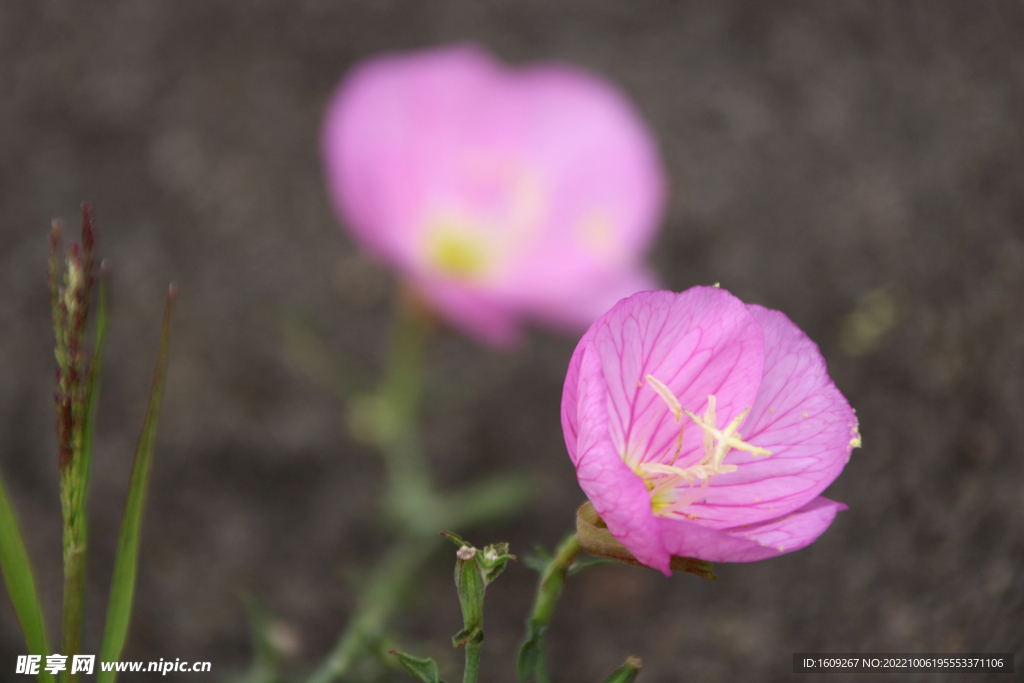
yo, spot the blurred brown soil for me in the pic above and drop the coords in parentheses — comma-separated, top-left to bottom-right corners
(1, 2, 1022, 682)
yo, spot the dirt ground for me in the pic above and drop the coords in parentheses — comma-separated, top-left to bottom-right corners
(1, 2, 1022, 682)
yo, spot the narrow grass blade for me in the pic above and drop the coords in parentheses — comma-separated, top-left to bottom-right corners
(97, 285, 175, 683)
(77, 262, 109, 526)
(0, 473, 56, 683)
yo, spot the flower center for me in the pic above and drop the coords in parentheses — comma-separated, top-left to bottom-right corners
(636, 375, 772, 516)
(421, 154, 546, 282)
(425, 226, 490, 279)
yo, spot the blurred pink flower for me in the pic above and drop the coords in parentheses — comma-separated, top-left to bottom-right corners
(562, 287, 860, 575)
(322, 45, 665, 346)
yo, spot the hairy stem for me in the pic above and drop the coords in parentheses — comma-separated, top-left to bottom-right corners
(307, 294, 438, 683)
(463, 641, 482, 683)
(519, 534, 581, 683)
(533, 534, 580, 629)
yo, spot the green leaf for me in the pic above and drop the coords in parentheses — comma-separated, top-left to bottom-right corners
(522, 547, 553, 574)
(567, 556, 617, 576)
(600, 657, 642, 683)
(444, 473, 534, 530)
(388, 650, 447, 683)
(0, 472, 56, 683)
(516, 619, 544, 683)
(235, 598, 281, 683)
(97, 285, 174, 683)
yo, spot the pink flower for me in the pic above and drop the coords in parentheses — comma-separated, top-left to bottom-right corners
(321, 45, 665, 346)
(562, 287, 860, 575)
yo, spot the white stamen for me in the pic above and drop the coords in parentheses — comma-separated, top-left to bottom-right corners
(637, 378, 774, 517)
(644, 374, 682, 423)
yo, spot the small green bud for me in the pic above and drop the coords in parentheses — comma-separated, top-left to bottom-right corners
(601, 656, 642, 683)
(441, 533, 515, 649)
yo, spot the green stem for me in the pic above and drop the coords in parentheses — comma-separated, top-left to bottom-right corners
(377, 293, 438, 528)
(532, 534, 580, 630)
(518, 534, 581, 683)
(306, 534, 436, 683)
(463, 641, 482, 683)
(381, 291, 430, 426)
(536, 657, 551, 683)
(308, 295, 440, 683)
(60, 536, 86, 683)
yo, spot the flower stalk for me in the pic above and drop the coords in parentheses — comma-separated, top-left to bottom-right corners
(309, 291, 532, 683)
(517, 534, 580, 683)
(307, 295, 439, 683)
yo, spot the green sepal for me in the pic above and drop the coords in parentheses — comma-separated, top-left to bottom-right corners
(388, 650, 448, 683)
(452, 625, 483, 648)
(452, 546, 484, 649)
(476, 542, 515, 585)
(601, 657, 642, 683)
(440, 531, 469, 548)
(577, 502, 716, 579)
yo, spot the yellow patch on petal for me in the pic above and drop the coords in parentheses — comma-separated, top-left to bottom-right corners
(424, 224, 490, 279)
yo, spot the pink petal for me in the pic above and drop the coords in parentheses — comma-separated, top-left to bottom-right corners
(322, 44, 665, 346)
(487, 64, 664, 301)
(658, 496, 847, 563)
(533, 265, 659, 336)
(562, 322, 597, 465)
(572, 342, 671, 574)
(323, 45, 499, 263)
(691, 305, 859, 528)
(590, 288, 765, 473)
